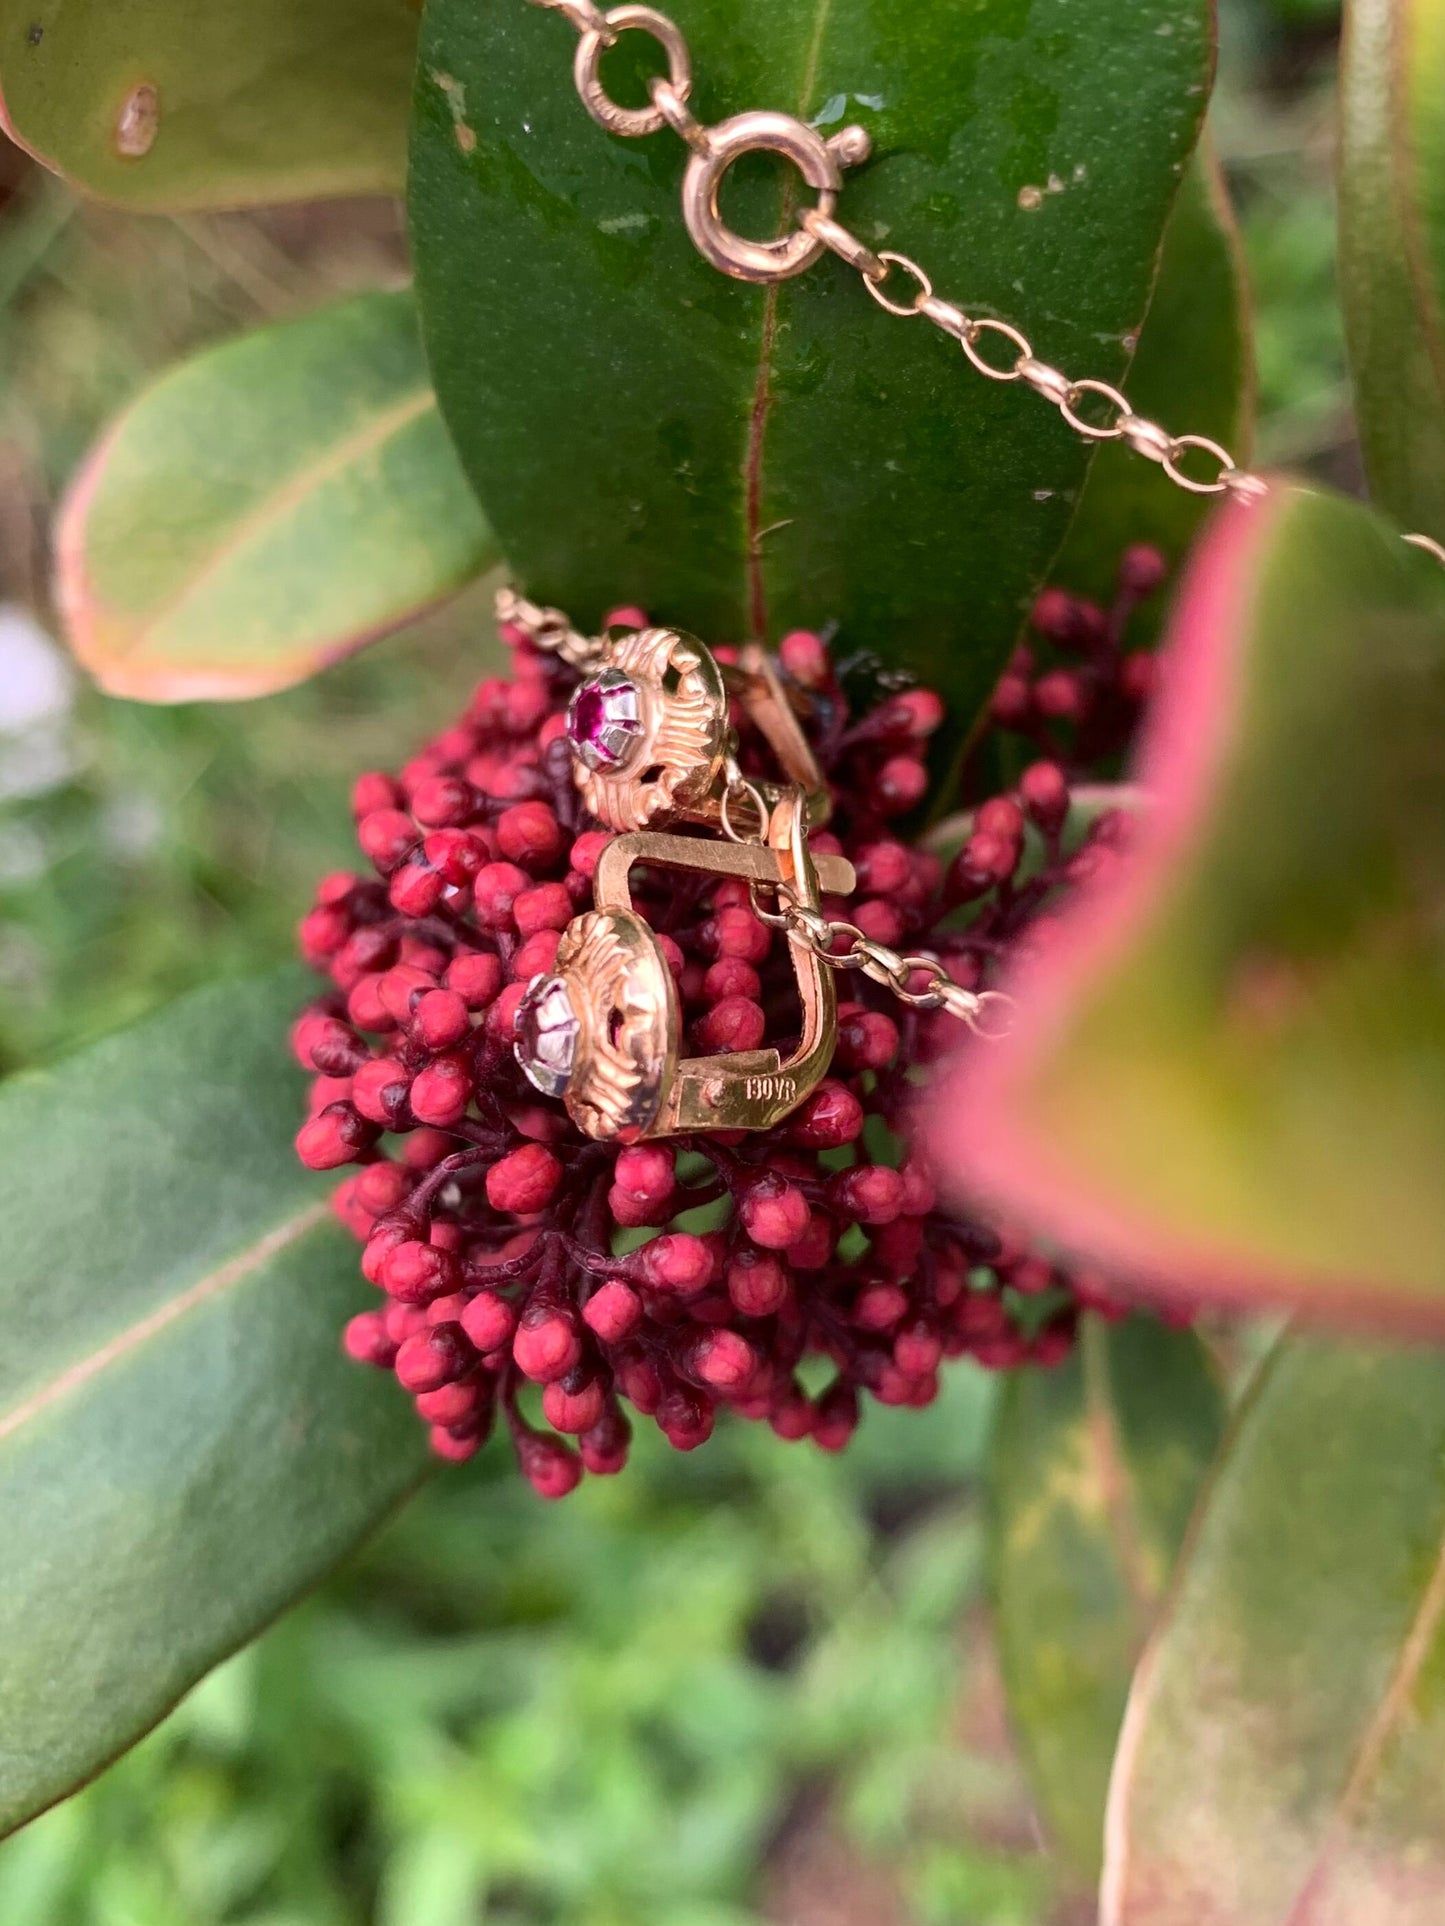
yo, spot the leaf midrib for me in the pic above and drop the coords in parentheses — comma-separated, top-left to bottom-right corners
(741, 0, 834, 638)
(1081, 1318, 1157, 1628)
(113, 387, 436, 652)
(1281, 1522, 1445, 1924)
(0, 1202, 329, 1445)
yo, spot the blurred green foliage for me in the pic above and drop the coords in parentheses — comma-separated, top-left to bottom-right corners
(0, 0, 1350, 1916)
(0, 1381, 1055, 1926)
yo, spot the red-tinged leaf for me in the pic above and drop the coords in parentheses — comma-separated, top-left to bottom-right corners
(56, 291, 495, 702)
(1101, 1332, 1445, 1926)
(932, 481, 1445, 1328)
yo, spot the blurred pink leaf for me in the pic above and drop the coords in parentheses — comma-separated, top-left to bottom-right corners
(935, 481, 1445, 1329)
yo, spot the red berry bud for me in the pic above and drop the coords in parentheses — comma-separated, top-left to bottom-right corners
(513, 882, 574, 939)
(638, 1232, 713, 1295)
(454, 1290, 513, 1357)
(738, 1174, 810, 1251)
(352, 772, 403, 818)
(357, 809, 419, 873)
(696, 995, 766, 1054)
(874, 755, 928, 815)
(1119, 542, 1168, 597)
(416, 1379, 487, 1427)
(812, 1382, 859, 1453)
(778, 629, 830, 687)
(726, 1247, 790, 1317)
(513, 1305, 581, 1382)
(410, 775, 479, 827)
(685, 1329, 756, 1392)
(296, 1102, 377, 1170)
(381, 1239, 458, 1306)
(395, 1322, 473, 1393)
(542, 1370, 608, 1434)
(583, 1280, 644, 1342)
(515, 1430, 583, 1498)
(831, 1163, 906, 1226)
(788, 1080, 864, 1149)
(702, 957, 762, 1003)
(413, 987, 472, 1052)
(1019, 761, 1069, 834)
(410, 1052, 473, 1128)
(487, 1142, 563, 1215)
(497, 801, 564, 868)
(446, 950, 504, 1009)
(701, 905, 771, 964)
(580, 1405, 632, 1475)
(473, 862, 531, 929)
(343, 1311, 396, 1368)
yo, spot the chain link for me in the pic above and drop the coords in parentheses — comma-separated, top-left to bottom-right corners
(517, 0, 1445, 1038)
(749, 884, 1016, 1038)
(525, 0, 1445, 550)
(495, 585, 607, 670)
(708, 767, 1013, 1036)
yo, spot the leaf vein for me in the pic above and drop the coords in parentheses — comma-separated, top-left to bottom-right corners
(0, 1202, 329, 1446)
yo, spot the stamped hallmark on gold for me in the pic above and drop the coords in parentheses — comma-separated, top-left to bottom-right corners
(515, 795, 855, 1143)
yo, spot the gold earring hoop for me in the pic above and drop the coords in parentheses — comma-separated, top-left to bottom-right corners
(515, 790, 856, 1141)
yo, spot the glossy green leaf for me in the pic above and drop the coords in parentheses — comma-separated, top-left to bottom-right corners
(409, 0, 1213, 727)
(1102, 1333, 1445, 1926)
(1057, 141, 1254, 608)
(57, 290, 496, 702)
(988, 1317, 1225, 1880)
(940, 482, 1445, 1326)
(1340, 0, 1445, 544)
(0, 0, 421, 211)
(0, 971, 429, 1840)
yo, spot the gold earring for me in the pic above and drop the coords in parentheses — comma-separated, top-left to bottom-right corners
(563, 625, 830, 832)
(515, 789, 855, 1142)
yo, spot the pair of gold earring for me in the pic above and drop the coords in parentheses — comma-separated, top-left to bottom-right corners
(500, 592, 1007, 1145)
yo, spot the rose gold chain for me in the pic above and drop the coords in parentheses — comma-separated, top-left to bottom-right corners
(526, 0, 1445, 547)
(495, 585, 606, 670)
(749, 885, 1016, 1039)
(499, 583, 1013, 1034)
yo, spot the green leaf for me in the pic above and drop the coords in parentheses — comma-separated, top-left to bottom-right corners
(0, 0, 421, 211)
(939, 482, 1445, 1326)
(1340, 0, 1445, 544)
(56, 290, 496, 702)
(1102, 1333, 1445, 1926)
(1056, 140, 1254, 608)
(409, 0, 1214, 726)
(0, 970, 429, 1840)
(988, 1317, 1225, 1880)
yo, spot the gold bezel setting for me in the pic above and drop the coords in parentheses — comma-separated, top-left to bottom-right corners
(515, 909, 676, 1143)
(565, 628, 729, 832)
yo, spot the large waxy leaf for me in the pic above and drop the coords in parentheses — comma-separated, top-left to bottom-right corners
(989, 1317, 1225, 1881)
(937, 483, 1445, 1326)
(57, 291, 496, 702)
(0, 0, 420, 211)
(1057, 142, 1254, 608)
(1340, 0, 1445, 544)
(409, 0, 1213, 726)
(1102, 1333, 1445, 1926)
(0, 971, 429, 1840)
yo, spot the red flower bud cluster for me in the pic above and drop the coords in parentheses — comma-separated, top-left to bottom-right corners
(294, 600, 1147, 1497)
(989, 543, 1168, 770)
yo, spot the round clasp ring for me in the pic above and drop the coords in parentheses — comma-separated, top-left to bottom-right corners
(682, 110, 842, 284)
(574, 4, 692, 139)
